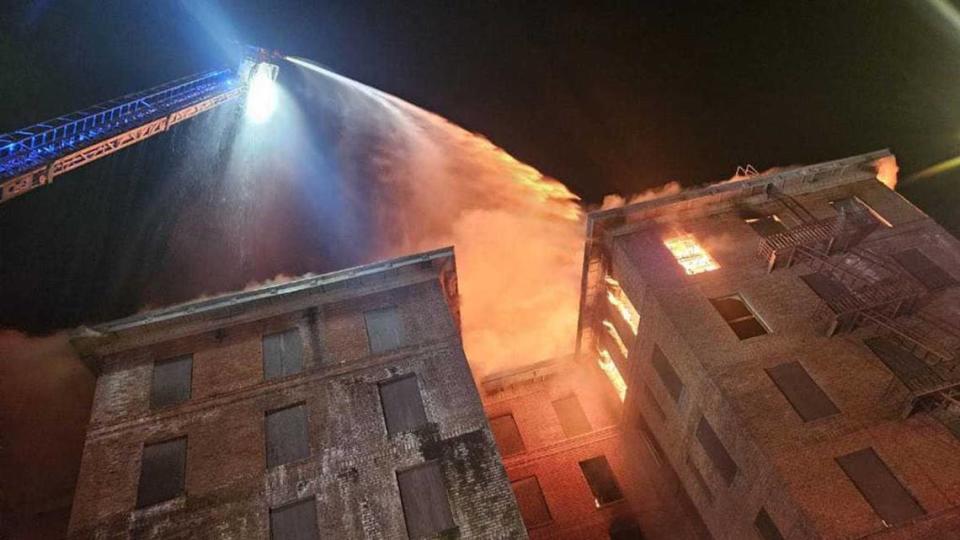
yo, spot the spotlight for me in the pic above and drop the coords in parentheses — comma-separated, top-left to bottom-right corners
(244, 64, 278, 124)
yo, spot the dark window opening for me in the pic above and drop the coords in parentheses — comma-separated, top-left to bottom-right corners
(650, 346, 684, 403)
(270, 497, 319, 540)
(136, 437, 187, 508)
(745, 214, 787, 237)
(397, 461, 455, 538)
(710, 295, 768, 339)
(609, 517, 645, 540)
(695, 417, 738, 485)
(490, 414, 525, 456)
(512, 476, 552, 529)
(766, 361, 839, 422)
(836, 447, 924, 525)
(579, 456, 624, 507)
(150, 355, 192, 409)
(364, 306, 405, 354)
(552, 394, 591, 438)
(831, 197, 892, 228)
(379, 374, 428, 435)
(265, 403, 310, 468)
(263, 329, 303, 380)
(754, 508, 784, 540)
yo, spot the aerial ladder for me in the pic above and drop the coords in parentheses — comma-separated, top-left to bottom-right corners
(0, 46, 280, 204)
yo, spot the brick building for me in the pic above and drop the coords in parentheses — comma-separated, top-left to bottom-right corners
(576, 149, 960, 539)
(481, 356, 709, 539)
(66, 248, 526, 539)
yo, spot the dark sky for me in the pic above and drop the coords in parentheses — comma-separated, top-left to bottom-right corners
(3, 0, 960, 331)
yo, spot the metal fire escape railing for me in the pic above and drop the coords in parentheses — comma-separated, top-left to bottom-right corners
(757, 187, 960, 419)
(0, 69, 242, 203)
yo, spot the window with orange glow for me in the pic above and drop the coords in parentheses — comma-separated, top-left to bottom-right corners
(663, 234, 720, 275)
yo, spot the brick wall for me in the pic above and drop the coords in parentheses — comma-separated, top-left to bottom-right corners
(69, 267, 525, 539)
(603, 177, 960, 539)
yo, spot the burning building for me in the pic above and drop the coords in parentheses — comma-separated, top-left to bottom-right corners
(59, 149, 960, 539)
(577, 149, 960, 538)
(65, 248, 525, 538)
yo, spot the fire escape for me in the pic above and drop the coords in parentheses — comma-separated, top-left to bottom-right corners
(757, 186, 960, 425)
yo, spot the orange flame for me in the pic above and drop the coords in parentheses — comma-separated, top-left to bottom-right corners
(604, 275, 639, 333)
(663, 234, 720, 275)
(597, 347, 627, 402)
(874, 155, 899, 190)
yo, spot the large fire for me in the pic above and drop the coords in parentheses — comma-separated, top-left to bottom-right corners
(604, 275, 639, 333)
(597, 348, 627, 402)
(663, 234, 720, 275)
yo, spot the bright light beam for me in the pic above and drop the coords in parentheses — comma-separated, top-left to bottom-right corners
(245, 68, 278, 124)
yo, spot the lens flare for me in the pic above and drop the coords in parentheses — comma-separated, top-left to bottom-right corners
(245, 69, 278, 123)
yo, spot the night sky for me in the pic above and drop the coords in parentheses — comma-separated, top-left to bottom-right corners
(3, 0, 960, 329)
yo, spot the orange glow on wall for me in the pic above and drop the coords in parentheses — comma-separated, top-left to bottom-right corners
(663, 234, 720, 275)
(604, 275, 639, 333)
(597, 348, 627, 402)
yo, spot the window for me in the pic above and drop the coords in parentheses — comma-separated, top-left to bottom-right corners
(766, 361, 839, 422)
(270, 497, 319, 540)
(831, 196, 892, 228)
(578, 456, 623, 506)
(263, 329, 303, 380)
(892, 249, 955, 291)
(265, 403, 310, 468)
(150, 355, 192, 409)
(364, 306, 405, 354)
(609, 517, 644, 540)
(710, 295, 768, 340)
(651, 346, 684, 403)
(397, 461, 455, 538)
(696, 416, 738, 485)
(636, 416, 664, 467)
(745, 214, 786, 237)
(379, 374, 428, 435)
(511, 476, 552, 528)
(552, 395, 591, 438)
(663, 234, 720, 275)
(136, 437, 187, 508)
(642, 381, 666, 419)
(754, 508, 784, 540)
(836, 447, 924, 525)
(490, 414, 525, 456)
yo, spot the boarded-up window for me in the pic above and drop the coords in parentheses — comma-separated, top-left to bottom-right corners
(270, 497, 319, 540)
(579, 456, 623, 506)
(754, 508, 784, 540)
(380, 374, 428, 435)
(397, 461, 455, 538)
(490, 414, 525, 456)
(696, 417, 738, 485)
(136, 437, 186, 508)
(265, 403, 310, 468)
(364, 307, 405, 354)
(263, 329, 303, 380)
(746, 215, 787, 237)
(512, 476, 552, 528)
(836, 447, 925, 525)
(651, 346, 684, 403)
(710, 295, 768, 339)
(892, 249, 956, 291)
(552, 395, 591, 438)
(766, 362, 839, 421)
(150, 355, 192, 409)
